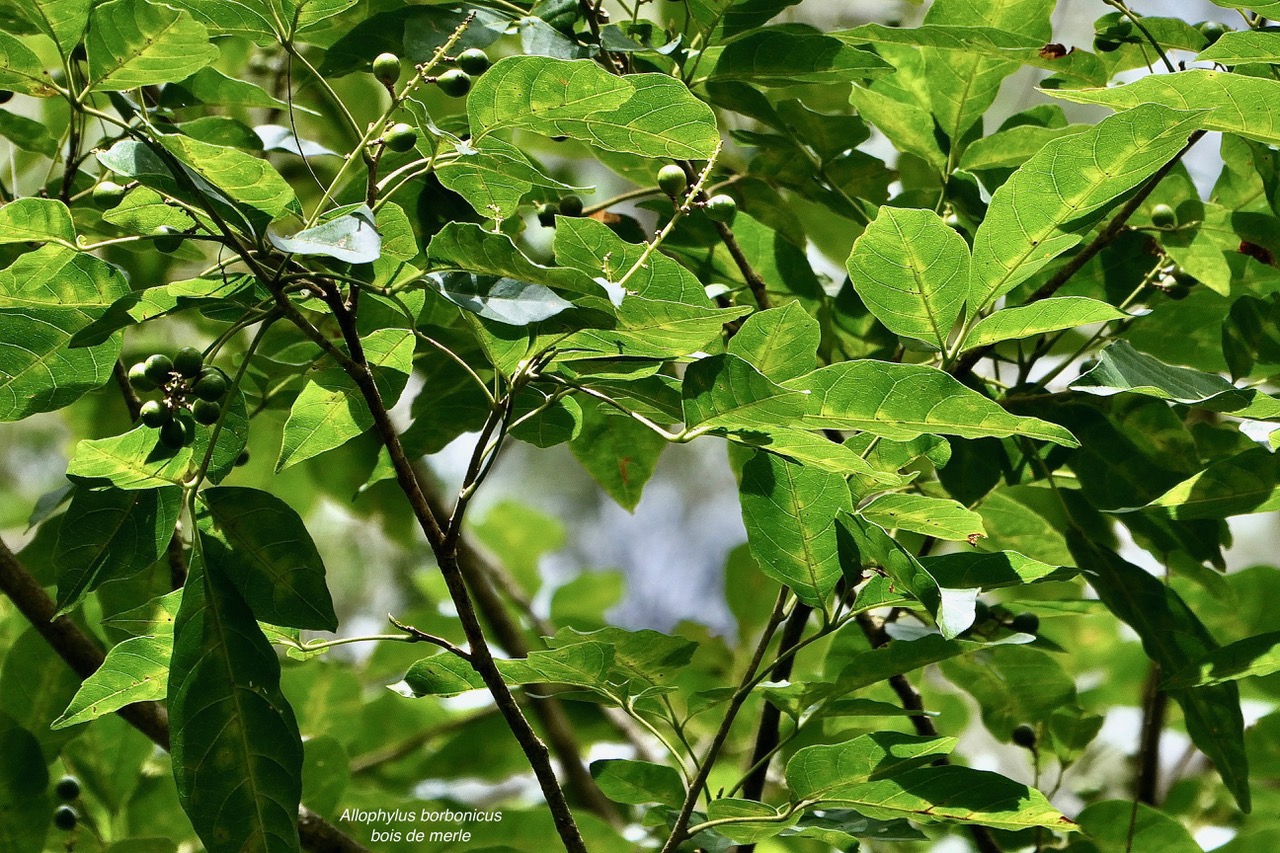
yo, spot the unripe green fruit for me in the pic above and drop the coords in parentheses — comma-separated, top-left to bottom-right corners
(1010, 612, 1040, 634)
(54, 776, 80, 802)
(154, 226, 182, 253)
(558, 194, 584, 217)
(657, 164, 688, 198)
(372, 52, 401, 85)
(191, 398, 221, 425)
(92, 180, 126, 210)
(536, 203, 557, 228)
(53, 805, 77, 831)
(704, 194, 737, 223)
(1012, 724, 1038, 749)
(1151, 203, 1177, 229)
(140, 400, 170, 428)
(159, 417, 191, 449)
(456, 48, 490, 75)
(436, 68, 472, 97)
(382, 122, 417, 153)
(1197, 21, 1229, 46)
(193, 369, 228, 402)
(143, 353, 174, 385)
(173, 346, 204, 378)
(128, 361, 158, 392)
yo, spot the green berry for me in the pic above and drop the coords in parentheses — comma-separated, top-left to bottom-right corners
(53, 805, 77, 831)
(159, 419, 188, 449)
(193, 369, 228, 402)
(154, 226, 183, 253)
(1197, 21, 1230, 46)
(1151, 203, 1177, 230)
(173, 346, 204, 378)
(536, 203, 557, 228)
(54, 776, 80, 802)
(657, 164, 688, 198)
(1012, 724, 1038, 749)
(191, 398, 221, 425)
(1010, 612, 1040, 634)
(372, 52, 401, 85)
(557, 194, 584, 217)
(143, 353, 174, 385)
(140, 400, 170, 428)
(381, 122, 417, 153)
(128, 361, 158, 392)
(92, 180, 126, 210)
(704, 194, 737, 223)
(436, 68, 472, 97)
(456, 48, 490, 75)
(235, 449, 251, 467)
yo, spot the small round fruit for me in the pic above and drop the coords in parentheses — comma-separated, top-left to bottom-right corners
(193, 370, 228, 402)
(1151, 203, 1177, 229)
(1012, 724, 1038, 749)
(704, 194, 737, 223)
(1197, 21, 1230, 46)
(173, 346, 204, 378)
(557, 194, 584, 217)
(657, 164, 688, 198)
(381, 122, 417, 153)
(140, 400, 171, 428)
(143, 353, 174, 385)
(371, 52, 401, 85)
(536, 203, 557, 228)
(1010, 612, 1040, 634)
(436, 68, 472, 97)
(191, 398, 221, 425)
(154, 226, 183, 253)
(128, 361, 158, 392)
(54, 776, 80, 802)
(53, 805, 77, 831)
(456, 48, 490, 75)
(92, 180, 126, 210)
(159, 417, 191, 449)
(235, 449, 251, 467)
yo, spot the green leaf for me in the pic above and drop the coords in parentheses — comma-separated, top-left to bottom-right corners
(1051, 70, 1280, 147)
(849, 83, 947, 174)
(0, 629, 84, 759)
(397, 642, 618, 698)
(860, 493, 985, 542)
(267, 204, 380, 264)
(923, 550, 1073, 589)
(0, 110, 58, 156)
(1166, 630, 1280, 688)
(428, 272, 573, 326)
(102, 187, 197, 234)
(683, 354, 809, 432)
(469, 56, 720, 159)
(0, 197, 75, 245)
(708, 28, 892, 85)
(0, 246, 129, 420)
(963, 297, 1127, 350)
(739, 451, 852, 606)
(846, 206, 969, 349)
(726, 303, 820, 382)
(0, 31, 57, 96)
(277, 328, 414, 470)
(196, 487, 337, 632)
(686, 0, 803, 40)
(1198, 30, 1280, 64)
(969, 104, 1204, 315)
(66, 426, 192, 490)
(1143, 447, 1280, 519)
(53, 485, 182, 613)
(436, 137, 585, 220)
(51, 636, 170, 729)
(169, 542, 303, 853)
(159, 133, 296, 221)
(940, 646, 1077, 739)
(1072, 538, 1250, 812)
(86, 0, 217, 91)
(569, 400, 666, 512)
(727, 428, 910, 485)
(960, 124, 1089, 172)
(0, 713, 50, 851)
(1072, 341, 1280, 420)
(24, 0, 90, 55)
(1076, 801, 1201, 853)
(590, 759, 684, 807)
(787, 733, 956, 798)
(783, 361, 1078, 446)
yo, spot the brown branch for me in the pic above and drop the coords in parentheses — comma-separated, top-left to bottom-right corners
(1136, 662, 1167, 806)
(0, 536, 365, 853)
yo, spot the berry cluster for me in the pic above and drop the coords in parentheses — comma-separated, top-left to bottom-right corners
(127, 347, 229, 448)
(657, 163, 737, 223)
(53, 775, 79, 831)
(371, 48, 491, 154)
